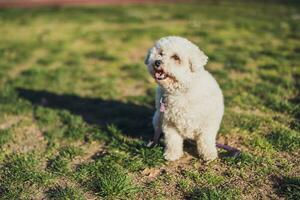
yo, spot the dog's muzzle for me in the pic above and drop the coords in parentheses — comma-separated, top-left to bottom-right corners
(153, 60, 168, 80)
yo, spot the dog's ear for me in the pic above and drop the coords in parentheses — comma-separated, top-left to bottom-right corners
(144, 48, 151, 65)
(189, 47, 208, 72)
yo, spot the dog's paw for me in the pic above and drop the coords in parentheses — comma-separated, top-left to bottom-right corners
(202, 151, 218, 162)
(164, 151, 183, 161)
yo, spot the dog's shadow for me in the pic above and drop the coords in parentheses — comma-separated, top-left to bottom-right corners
(17, 88, 239, 159)
(17, 88, 154, 140)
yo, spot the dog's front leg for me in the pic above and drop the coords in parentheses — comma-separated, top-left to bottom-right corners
(152, 110, 162, 144)
(163, 126, 183, 161)
(196, 128, 218, 161)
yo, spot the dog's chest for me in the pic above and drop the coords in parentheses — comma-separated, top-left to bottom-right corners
(162, 96, 198, 137)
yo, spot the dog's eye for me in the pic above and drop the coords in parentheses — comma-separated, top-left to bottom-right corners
(159, 51, 164, 56)
(171, 54, 180, 61)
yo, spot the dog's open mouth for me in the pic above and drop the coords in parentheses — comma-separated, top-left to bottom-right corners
(154, 69, 168, 80)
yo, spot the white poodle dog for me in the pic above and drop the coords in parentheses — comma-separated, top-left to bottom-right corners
(145, 36, 224, 161)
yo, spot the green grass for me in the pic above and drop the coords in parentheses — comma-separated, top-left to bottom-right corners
(47, 146, 83, 175)
(0, 1, 299, 199)
(0, 129, 12, 148)
(277, 176, 300, 200)
(0, 153, 52, 199)
(46, 185, 85, 200)
(75, 160, 138, 198)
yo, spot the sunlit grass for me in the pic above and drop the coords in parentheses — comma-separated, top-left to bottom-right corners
(0, 1, 299, 199)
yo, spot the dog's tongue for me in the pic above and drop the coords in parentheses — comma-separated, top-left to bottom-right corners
(155, 72, 162, 79)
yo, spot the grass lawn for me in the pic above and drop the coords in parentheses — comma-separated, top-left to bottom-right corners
(0, 1, 299, 199)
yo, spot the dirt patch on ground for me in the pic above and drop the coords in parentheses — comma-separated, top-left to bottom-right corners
(48, 176, 98, 200)
(72, 140, 104, 166)
(2, 115, 47, 154)
(0, 115, 21, 130)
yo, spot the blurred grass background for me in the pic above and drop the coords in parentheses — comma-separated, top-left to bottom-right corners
(0, 1, 299, 199)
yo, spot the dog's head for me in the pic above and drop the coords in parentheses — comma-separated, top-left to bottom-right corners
(145, 36, 208, 92)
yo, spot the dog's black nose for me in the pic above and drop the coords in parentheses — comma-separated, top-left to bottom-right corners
(154, 60, 162, 67)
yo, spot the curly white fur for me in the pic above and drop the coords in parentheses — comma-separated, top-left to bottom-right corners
(145, 36, 224, 161)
